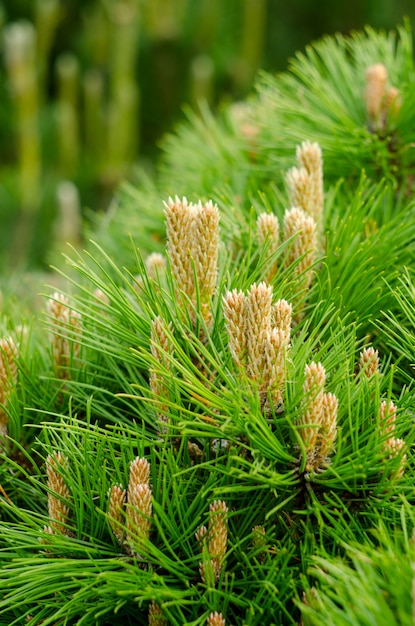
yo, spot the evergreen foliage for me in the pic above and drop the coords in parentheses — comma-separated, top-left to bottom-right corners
(1, 22, 415, 625)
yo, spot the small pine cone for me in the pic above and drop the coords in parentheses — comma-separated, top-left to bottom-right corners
(223, 289, 247, 369)
(146, 252, 167, 280)
(365, 64, 388, 125)
(148, 600, 168, 626)
(359, 346, 379, 378)
(108, 484, 126, 544)
(299, 362, 326, 463)
(207, 612, 225, 626)
(45, 452, 71, 535)
(272, 299, 292, 344)
(245, 282, 272, 381)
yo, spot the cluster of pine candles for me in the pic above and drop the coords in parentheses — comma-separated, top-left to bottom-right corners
(1, 25, 415, 624)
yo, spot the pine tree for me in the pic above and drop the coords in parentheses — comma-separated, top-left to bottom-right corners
(0, 22, 415, 626)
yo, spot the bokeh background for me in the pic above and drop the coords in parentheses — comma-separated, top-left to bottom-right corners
(0, 0, 413, 270)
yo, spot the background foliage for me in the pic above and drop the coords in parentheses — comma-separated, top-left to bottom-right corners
(0, 0, 414, 270)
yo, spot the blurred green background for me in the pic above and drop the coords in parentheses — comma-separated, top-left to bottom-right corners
(0, 0, 413, 271)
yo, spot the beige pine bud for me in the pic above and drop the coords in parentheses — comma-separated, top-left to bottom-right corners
(164, 196, 219, 330)
(283, 207, 317, 290)
(286, 167, 314, 219)
(199, 501, 228, 585)
(126, 483, 152, 555)
(359, 346, 379, 378)
(223, 289, 247, 369)
(146, 252, 167, 280)
(379, 400, 396, 439)
(207, 612, 225, 626)
(195, 524, 208, 543)
(245, 282, 272, 381)
(0, 336, 18, 435)
(386, 437, 406, 480)
(126, 457, 152, 556)
(150, 317, 172, 366)
(314, 392, 338, 468)
(379, 401, 406, 479)
(129, 456, 151, 488)
(108, 484, 126, 544)
(284, 207, 317, 321)
(261, 327, 286, 409)
(257, 212, 280, 280)
(299, 362, 326, 464)
(164, 196, 196, 299)
(257, 212, 280, 249)
(365, 64, 388, 125)
(193, 200, 220, 326)
(296, 141, 324, 226)
(46, 292, 82, 379)
(297, 140, 323, 178)
(148, 600, 168, 626)
(45, 452, 71, 535)
(384, 86, 400, 117)
(207, 500, 228, 584)
(272, 299, 292, 344)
